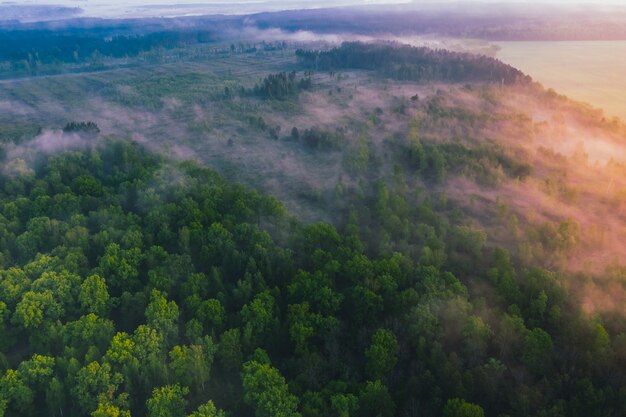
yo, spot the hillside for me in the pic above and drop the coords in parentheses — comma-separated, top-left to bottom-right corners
(0, 27, 625, 417)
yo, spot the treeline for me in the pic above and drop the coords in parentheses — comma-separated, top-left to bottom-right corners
(296, 42, 530, 84)
(0, 141, 623, 417)
(405, 136, 532, 185)
(62, 121, 100, 135)
(252, 71, 313, 100)
(250, 7, 626, 41)
(289, 126, 343, 151)
(0, 30, 213, 65)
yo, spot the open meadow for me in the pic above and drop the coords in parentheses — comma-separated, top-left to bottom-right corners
(497, 41, 626, 121)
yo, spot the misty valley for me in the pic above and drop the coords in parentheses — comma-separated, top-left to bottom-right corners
(0, 4, 626, 417)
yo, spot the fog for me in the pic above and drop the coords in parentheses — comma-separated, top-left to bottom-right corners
(2, 129, 94, 178)
(0, 22, 625, 314)
(2, 6, 626, 417)
(237, 26, 498, 56)
(4, 1, 626, 22)
(1, 1, 410, 20)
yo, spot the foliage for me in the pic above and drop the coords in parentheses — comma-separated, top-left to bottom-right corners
(0, 30, 213, 67)
(63, 122, 101, 135)
(252, 71, 312, 100)
(0, 140, 622, 417)
(242, 359, 300, 417)
(297, 42, 530, 84)
(443, 398, 485, 417)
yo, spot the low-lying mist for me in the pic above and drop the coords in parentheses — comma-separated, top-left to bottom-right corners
(1, 32, 625, 316)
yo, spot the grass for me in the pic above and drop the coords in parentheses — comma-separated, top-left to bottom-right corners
(497, 40, 626, 121)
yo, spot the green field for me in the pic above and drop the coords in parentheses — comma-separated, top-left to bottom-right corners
(497, 41, 626, 121)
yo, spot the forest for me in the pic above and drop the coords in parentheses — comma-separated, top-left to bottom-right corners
(0, 30, 214, 65)
(0, 9, 625, 417)
(0, 133, 623, 417)
(251, 4, 626, 41)
(251, 71, 313, 100)
(296, 43, 530, 84)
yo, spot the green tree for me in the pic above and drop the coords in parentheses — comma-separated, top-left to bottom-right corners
(462, 316, 492, 363)
(287, 271, 342, 316)
(522, 328, 553, 375)
(287, 303, 317, 355)
(365, 329, 398, 379)
(0, 369, 34, 416)
(105, 332, 137, 368)
(18, 354, 55, 387)
(131, 325, 168, 390)
(132, 325, 164, 364)
(146, 290, 180, 347)
(98, 243, 142, 294)
(146, 384, 189, 417)
(12, 290, 62, 330)
(197, 298, 225, 330)
(242, 360, 301, 417)
(358, 380, 394, 417)
(80, 274, 110, 315)
(188, 400, 225, 417)
(0, 267, 30, 307)
(241, 291, 279, 348)
(169, 336, 216, 392)
(330, 394, 358, 417)
(442, 398, 485, 417)
(46, 377, 66, 417)
(407, 120, 426, 171)
(92, 401, 132, 417)
(72, 361, 123, 415)
(63, 313, 115, 355)
(218, 328, 243, 370)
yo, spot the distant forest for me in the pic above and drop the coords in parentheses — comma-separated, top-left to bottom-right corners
(0, 30, 213, 64)
(252, 6, 626, 41)
(252, 71, 313, 100)
(296, 42, 530, 84)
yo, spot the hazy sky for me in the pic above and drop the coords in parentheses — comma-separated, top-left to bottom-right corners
(10, 0, 412, 17)
(8, 0, 626, 19)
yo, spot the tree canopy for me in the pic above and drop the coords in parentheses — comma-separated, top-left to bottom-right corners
(0, 140, 623, 417)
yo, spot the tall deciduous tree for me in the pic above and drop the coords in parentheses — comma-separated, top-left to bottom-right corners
(72, 361, 123, 415)
(146, 290, 180, 347)
(365, 329, 399, 379)
(242, 359, 301, 417)
(442, 398, 485, 417)
(146, 384, 189, 417)
(188, 400, 225, 417)
(169, 336, 216, 392)
(79, 274, 109, 315)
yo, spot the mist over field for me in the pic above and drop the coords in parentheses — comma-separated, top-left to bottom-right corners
(496, 41, 626, 120)
(0, 3, 626, 417)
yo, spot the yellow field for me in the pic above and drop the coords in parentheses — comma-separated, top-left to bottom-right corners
(497, 41, 626, 121)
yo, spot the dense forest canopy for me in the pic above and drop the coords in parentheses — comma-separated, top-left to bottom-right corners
(296, 42, 530, 85)
(0, 30, 214, 65)
(0, 136, 623, 417)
